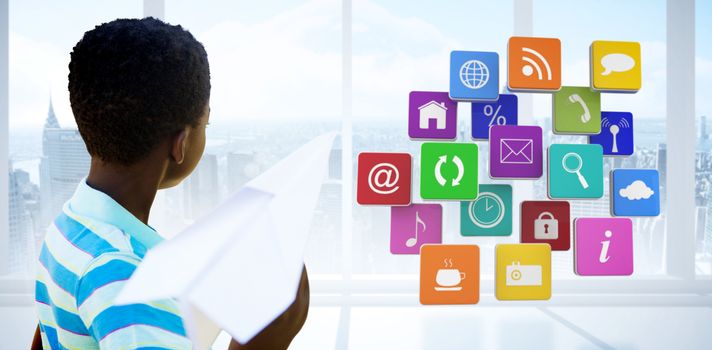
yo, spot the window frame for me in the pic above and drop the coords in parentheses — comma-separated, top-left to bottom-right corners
(0, 0, 709, 308)
(0, 0, 8, 280)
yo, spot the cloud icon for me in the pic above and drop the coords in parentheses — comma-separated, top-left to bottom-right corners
(619, 180, 654, 200)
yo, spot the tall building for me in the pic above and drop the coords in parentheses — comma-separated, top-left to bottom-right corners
(305, 179, 342, 272)
(183, 153, 220, 220)
(705, 178, 712, 257)
(657, 143, 667, 207)
(226, 151, 256, 194)
(309, 137, 344, 272)
(8, 162, 34, 274)
(39, 98, 91, 230)
(701, 115, 709, 141)
(328, 137, 342, 180)
(696, 206, 707, 251)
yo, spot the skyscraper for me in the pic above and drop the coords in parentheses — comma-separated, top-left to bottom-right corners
(183, 153, 220, 220)
(39, 98, 91, 230)
(8, 162, 34, 274)
(305, 179, 342, 273)
(226, 151, 256, 194)
(328, 137, 342, 180)
(657, 143, 667, 207)
(701, 115, 708, 141)
(706, 183, 712, 256)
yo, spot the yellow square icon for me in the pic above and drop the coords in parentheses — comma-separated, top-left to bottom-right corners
(496, 244, 551, 300)
(590, 41, 641, 92)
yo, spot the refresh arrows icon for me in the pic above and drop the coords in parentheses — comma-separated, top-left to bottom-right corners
(435, 156, 447, 186)
(420, 143, 478, 200)
(435, 155, 465, 187)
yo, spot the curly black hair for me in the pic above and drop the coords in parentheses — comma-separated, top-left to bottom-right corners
(68, 17, 211, 165)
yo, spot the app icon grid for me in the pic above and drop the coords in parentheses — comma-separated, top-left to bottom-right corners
(354, 37, 651, 304)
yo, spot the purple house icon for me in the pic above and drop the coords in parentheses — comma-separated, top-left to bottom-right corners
(408, 91, 457, 140)
(418, 101, 448, 129)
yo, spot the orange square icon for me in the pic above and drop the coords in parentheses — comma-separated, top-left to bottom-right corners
(419, 244, 479, 305)
(508, 36, 561, 91)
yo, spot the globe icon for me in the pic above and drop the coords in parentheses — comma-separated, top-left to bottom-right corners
(459, 60, 490, 89)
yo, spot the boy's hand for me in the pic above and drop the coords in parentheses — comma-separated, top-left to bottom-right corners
(228, 265, 310, 350)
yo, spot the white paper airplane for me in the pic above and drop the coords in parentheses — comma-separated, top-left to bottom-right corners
(116, 132, 338, 349)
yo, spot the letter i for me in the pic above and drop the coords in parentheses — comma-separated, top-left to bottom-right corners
(599, 230, 612, 263)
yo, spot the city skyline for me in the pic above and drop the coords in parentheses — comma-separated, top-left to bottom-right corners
(4, 97, 345, 275)
(4, 95, 712, 277)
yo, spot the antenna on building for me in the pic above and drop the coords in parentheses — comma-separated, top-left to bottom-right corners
(44, 92, 60, 129)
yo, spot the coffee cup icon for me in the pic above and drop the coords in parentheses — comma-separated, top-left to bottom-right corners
(434, 268, 466, 291)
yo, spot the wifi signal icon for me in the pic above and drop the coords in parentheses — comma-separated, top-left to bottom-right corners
(602, 116, 630, 154)
(590, 112, 634, 156)
(521, 47, 552, 81)
(508, 36, 561, 91)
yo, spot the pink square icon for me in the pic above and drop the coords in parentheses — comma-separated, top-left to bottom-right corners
(391, 204, 442, 254)
(574, 218, 633, 276)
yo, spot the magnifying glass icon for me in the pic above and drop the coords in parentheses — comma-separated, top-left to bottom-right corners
(562, 152, 589, 189)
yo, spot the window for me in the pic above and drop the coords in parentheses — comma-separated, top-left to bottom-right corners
(2, 0, 709, 301)
(350, 0, 674, 283)
(3, 0, 142, 278)
(695, 0, 712, 276)
(351, 0, 513, 278)
(533, 0, 668, 277)
(161, 0, 344, 274)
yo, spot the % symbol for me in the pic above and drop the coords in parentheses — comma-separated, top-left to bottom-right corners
(484, 104, 507, 127)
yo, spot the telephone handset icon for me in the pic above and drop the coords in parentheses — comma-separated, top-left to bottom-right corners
(568, 94, 591, 123)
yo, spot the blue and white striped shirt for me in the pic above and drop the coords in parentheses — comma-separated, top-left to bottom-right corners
(35, 179, 192, 349)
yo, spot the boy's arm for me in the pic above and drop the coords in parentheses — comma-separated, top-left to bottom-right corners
(229, 265, 310, 350)
(31, 324, 42, 350)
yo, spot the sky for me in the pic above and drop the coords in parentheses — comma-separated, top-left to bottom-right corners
(7, 0, 712, 129)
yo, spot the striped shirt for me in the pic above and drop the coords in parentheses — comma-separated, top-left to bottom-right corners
(35, 179, 192, 349)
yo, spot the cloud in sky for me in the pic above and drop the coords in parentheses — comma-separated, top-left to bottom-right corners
(7, 0, 712, 129)
(9, 31, 73, 129)
(196, 0, 343, 122)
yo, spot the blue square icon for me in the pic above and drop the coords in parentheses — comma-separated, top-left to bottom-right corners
(449, 51, 499, 101)
(589, 112, 634, 156)
(472, 94, 518, 139)
(611, 169, 660, 217)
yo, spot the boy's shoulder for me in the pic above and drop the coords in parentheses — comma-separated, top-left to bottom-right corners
(40, 210, 148, 309)
(54, 209, 147, 258)
(45, 210, 148, 283)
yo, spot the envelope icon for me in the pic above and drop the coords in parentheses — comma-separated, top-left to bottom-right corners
(500, 138, 533, 164)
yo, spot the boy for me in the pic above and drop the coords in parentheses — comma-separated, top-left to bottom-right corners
(33, 18, 309, 349)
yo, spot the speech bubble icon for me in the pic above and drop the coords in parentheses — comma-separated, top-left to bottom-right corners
(600, 53, 635, 76)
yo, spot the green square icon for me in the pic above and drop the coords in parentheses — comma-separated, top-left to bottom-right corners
(553, 86, 601, 134)
(420, 142, 478, 200)
(548, 144, 604, 199)
(461, 184, 512, 236)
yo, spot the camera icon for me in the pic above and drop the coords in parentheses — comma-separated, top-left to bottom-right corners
(505, 261, 542, 286)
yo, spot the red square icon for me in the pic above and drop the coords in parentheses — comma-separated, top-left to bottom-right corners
(357, 152, 412, 205)
(521, 200, 570, 251)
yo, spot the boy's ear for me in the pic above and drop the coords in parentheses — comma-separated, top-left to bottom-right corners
(171, 127, 191, 165)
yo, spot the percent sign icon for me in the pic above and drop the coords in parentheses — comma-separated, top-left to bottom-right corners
(484, 104, 507, 127)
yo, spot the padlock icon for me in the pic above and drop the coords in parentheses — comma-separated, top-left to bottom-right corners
(534, 212, 558, 240)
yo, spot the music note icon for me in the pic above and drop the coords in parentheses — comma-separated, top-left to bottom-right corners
(406, 211, 427, 248)
(390, 204, 442, 254)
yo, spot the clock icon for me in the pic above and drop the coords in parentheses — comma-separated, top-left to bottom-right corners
(468, 192, 505, 228)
